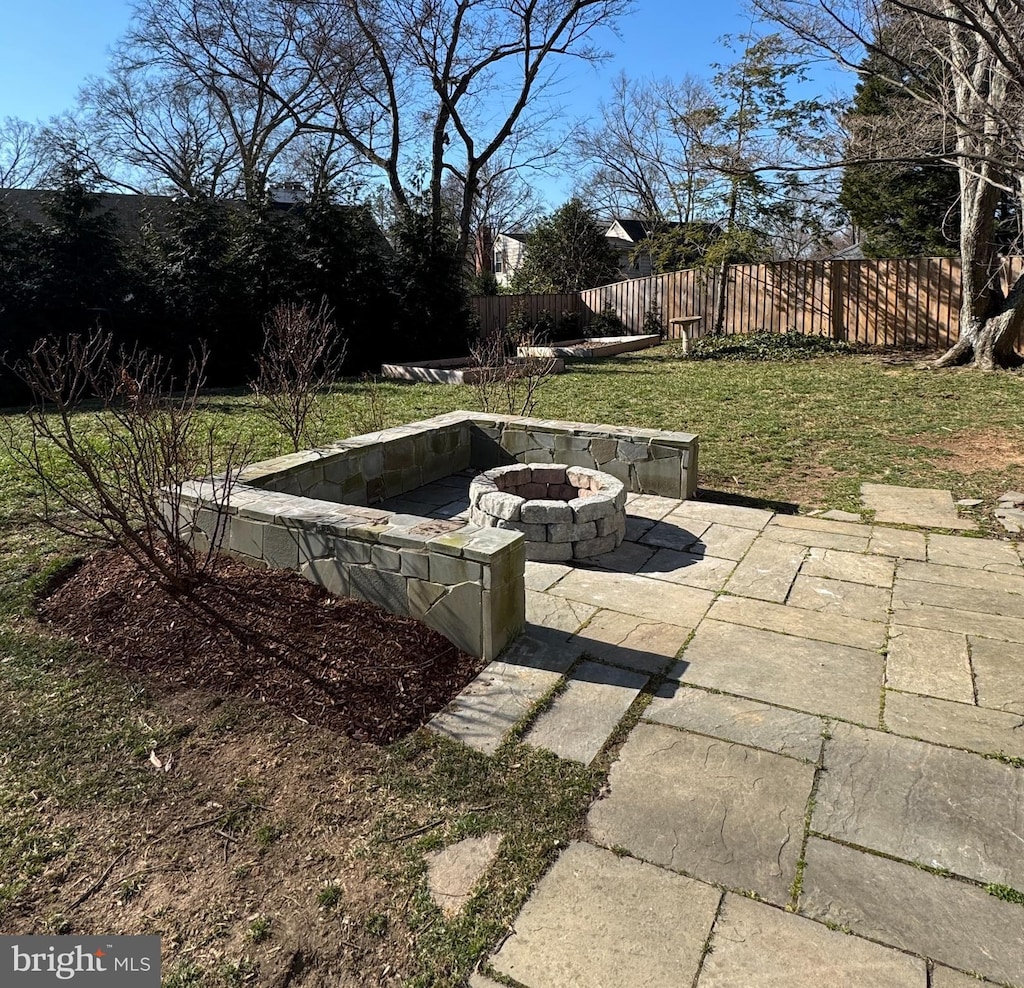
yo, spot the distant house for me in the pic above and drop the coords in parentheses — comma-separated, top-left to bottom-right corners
(604, 218, 669, 278)
(486, 216, 725, 287)
(492, 230, 531, 288)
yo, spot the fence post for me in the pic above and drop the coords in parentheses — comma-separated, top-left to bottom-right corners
(829, 261, 847, 341)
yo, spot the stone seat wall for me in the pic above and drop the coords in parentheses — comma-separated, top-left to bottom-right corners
(169, 411, 699, 660)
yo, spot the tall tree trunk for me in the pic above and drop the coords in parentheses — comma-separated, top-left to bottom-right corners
(932, 9, 1023, 369)
(713, 181, 740, 335)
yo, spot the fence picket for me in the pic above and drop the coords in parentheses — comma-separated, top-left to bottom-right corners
(470, 257, 1022, 348)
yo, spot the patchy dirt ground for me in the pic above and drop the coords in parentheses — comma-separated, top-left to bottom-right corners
(39, 551, 481, 743)
(2, 552, 507, 985)
(912, 427, 1024, 474)
(6, 689, 419, 986)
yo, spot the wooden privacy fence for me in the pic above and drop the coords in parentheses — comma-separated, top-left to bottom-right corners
(472, 256, 1024, 348)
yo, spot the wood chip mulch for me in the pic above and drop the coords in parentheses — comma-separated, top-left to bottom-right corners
(38, 549, 482, 743)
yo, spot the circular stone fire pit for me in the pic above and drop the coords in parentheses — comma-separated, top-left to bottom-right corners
(469, 463, 627, 561)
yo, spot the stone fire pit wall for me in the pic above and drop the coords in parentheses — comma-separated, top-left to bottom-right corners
(470, 464, 627, 561)
(169, 411, 698, 660)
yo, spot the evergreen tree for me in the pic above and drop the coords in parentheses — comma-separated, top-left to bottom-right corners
(839, 51, 960, 258)
(510, 199, 620, 293)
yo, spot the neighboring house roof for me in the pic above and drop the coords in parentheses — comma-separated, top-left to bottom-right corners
(829, 242, 867, 260)
(497, 230, 530, 244)
(606, 217, 726, 244)
(0, 188, 178, 237)
(607, 218, 661, 243)
(0, 187, 386, 247)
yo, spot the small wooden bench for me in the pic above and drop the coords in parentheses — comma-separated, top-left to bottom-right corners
(669, 316, 703, 353)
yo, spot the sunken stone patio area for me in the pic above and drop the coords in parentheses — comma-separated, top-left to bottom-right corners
(173, 411, 697, 660)
(175, 414, 1024, 987)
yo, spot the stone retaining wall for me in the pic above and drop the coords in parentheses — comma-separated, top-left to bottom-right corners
(466, 412, 698, 500)
(175, 479, 524, 661)
(170, 411, 698, 660)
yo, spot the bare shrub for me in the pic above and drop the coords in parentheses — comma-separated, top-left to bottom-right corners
(252, 299, 347, 451)
(341, 372, 392, 437)
(2, 329, 252, 594)
(469, 326, 557, 417)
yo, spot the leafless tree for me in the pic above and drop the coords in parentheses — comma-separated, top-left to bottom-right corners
(0, 117, 47, 188)
(1, 330, 252, 594)
(281, 0, 633, 257)
(753, 0, 1024, 368)
(76, 56, 239, 196)
(444, 153, 545, 273)
(252, 299, 347, 451)
(113, 0, 342, 202)
(469, 324, 557, 416)
(572, 74, 720, 224)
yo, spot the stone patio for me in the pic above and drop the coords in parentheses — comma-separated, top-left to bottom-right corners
(418, 480, 1024, 988)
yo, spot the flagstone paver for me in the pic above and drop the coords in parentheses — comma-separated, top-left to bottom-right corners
(883, 689, 1024, 759)
(896, 574, 1024, 618)
(425, 833, 502, 918)
(763, 526, 872, 553)
(891, 599, 1024, 643)
(639, 517, 710, 552)
(813, 723, 1024, 889)
(861, 482, 977, 530)
(885, 625, 973, 702)
(927, 531, 1022, 571)
(567, 608, 688, 673)
(669, 619, 884, 723)
(523, 560, 570, 591)
(490, 841, 721, 988)
(898, 558, 1024, 593)
(708, 594, 887, 650)
(820, 508, 864, 522)
(644, 684, 824, 761)
(589, 538, 657, 573)
(689, 521, 760, 560)
(624, 515, 656, 541)
(548, 566, 715, 627)
(867, 526, 928, 559)
(769, 514, 871, 536)
(524, 589, 597, 634)
(524, 660, 648, 765)
(785, 574, 891, 621)
(587, 723, 814, 904)
(697, 893, 926, 988)
(930, 967, 1001, 988)
(970, 636, 1024, 714)
(668, 499, 774, 531)
(724, 538, 806, 602)
(800, 547, 896, 587)
(800, 837, 1024, 986)
(428, 633, 575, 754)
(626, 493, 685, 521)
(639, 546, 737, 590)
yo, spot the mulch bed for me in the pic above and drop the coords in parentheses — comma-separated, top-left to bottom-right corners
(39, 549, 481, 743)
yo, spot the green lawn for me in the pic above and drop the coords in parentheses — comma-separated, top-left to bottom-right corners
(2, 344, 1023, 986)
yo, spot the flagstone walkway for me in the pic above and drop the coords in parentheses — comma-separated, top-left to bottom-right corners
(413, 483, 1024, 988)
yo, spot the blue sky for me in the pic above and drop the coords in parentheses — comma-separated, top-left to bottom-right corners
(0, 0, 851, 203)
(1, 1, 845, 125)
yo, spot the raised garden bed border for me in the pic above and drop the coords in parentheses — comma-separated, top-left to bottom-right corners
(516, 334, 661, 359)
(380, 355, 565, 385)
